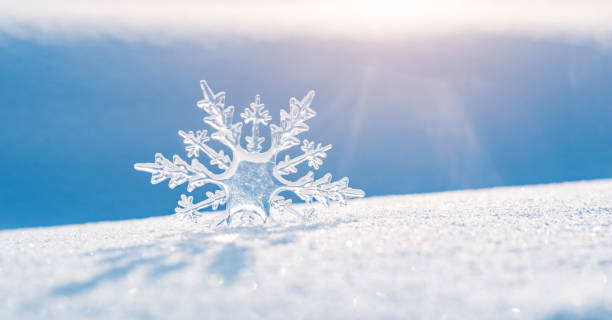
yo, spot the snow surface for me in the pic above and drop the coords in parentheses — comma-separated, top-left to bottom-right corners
(1, 179, 612, 319)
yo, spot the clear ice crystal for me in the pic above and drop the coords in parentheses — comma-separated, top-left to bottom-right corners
(134, 80, 365, 227)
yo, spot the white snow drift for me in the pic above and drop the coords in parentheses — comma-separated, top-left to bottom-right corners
(1, 179, 612, 319)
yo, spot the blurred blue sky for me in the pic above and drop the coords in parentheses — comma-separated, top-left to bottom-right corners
(1, 2, 612, 229)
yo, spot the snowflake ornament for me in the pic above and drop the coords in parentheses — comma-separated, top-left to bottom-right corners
(134, 80, 365, 227)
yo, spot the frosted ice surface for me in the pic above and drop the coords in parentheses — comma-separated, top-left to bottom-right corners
(1, 180, 612, 319)
(134, 80, 364, 227)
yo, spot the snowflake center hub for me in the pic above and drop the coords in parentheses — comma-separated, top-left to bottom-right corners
(223, 160, 279, 221)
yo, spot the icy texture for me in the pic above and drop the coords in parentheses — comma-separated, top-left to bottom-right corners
(1, 180, 612, 319)
(134, 81, 364, 226)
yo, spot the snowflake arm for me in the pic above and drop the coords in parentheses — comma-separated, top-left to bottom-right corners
(275, 139, 332, 176)
(133, 153, 224, 192)
(174, 190, 227, 221)
(178, 129, 231, 170)
(271, 173, 365, 208)
(241, 94, 272, 153)
(298, 174, 365, 206)
(197, 80, 243, 149)
(270, 90, 316, 153)
(270, 196, 315, 221)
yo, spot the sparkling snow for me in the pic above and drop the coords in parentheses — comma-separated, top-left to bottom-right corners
(1, 180, 612, 319)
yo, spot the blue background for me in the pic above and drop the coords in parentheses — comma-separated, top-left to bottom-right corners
(1, 35, 611, 229)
